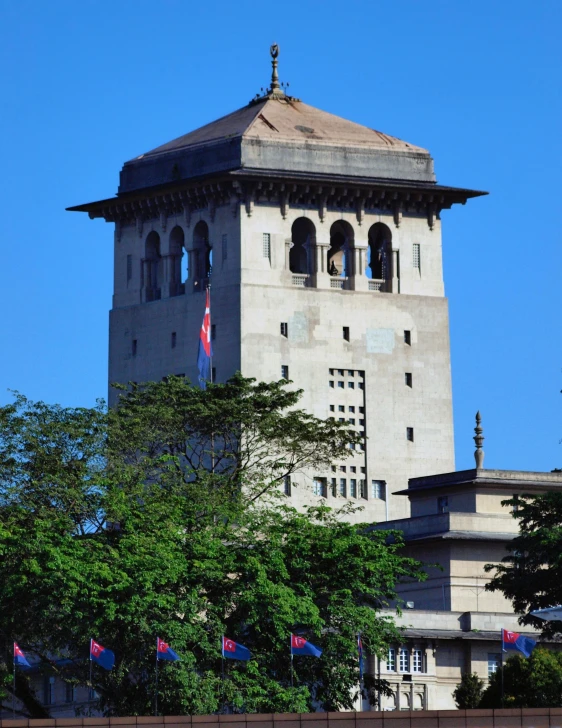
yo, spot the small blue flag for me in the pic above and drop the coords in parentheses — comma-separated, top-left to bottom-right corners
(90, 639, 115, 671)
(14, 643, 30, 667)
(291, 634, 322, 658)
(157, 637, 180, 662)
(222, 636, 251, 661)
(502, 629, 537, 658)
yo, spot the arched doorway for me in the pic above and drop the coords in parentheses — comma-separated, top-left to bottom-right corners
(367, 222, 392, 281)
(144, 231, 162, 301)
(290, 217, 315, 275)
(328, 221, 354, 278)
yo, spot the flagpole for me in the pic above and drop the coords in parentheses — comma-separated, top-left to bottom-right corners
(89, 638, 93, 716)
(290, 636, 294, 688)
(12, 644, 15, 718)
(221, 636, 225, 714)
(155, 638, 159, 717)
(501, 630, 505, 709)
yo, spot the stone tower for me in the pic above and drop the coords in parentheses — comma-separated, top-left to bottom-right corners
(68, 48, 485, 522)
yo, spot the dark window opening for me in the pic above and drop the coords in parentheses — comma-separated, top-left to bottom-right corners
(284, 476, 291, 496)
(281, 322, 288, 337)
(405, 372, 412, 387)
(132, 339, 137, 356)
(404, 330, 411, 345)
(211, 324, 216, 340)
(407, 427, 414, 442)
(171, 332, 177, 349)
(343, 326, 350, 341)
(282, 365, 289, 380)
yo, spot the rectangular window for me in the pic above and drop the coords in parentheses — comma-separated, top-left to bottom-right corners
(350, 466, 356, 473)
(211, 367, 216, 383)
(372, 480, 386, 500)
(387, 648, 396, 672)
(262, 233, 271, 260)
(350, 479, 357, 498)
(407, 427, 414, 442)
(44, 676, 55, 705)
(283, 476, 291, 496)
(126, 254, 132, 282)
(281, 365, 289, 380)
(132, 339, 137, 356)
(413, 243, 421, 271)
(222, 234, 227, 262)
(399, 647, 410, 672)
(348, 370, 354, 376)
(358, 382, 364, 390)
(171, 332, 177, 349)
(359, 419, 365, 426)
(349, 406, 355, 412)
(331, 478, 337, 496)
(329, 368, 334, 375)
(211, 324, 216, 341)
(348, 382, 355, 389)
(360, 479, 367, 499)
(349, 418, 355, 425)
(65, 683, 76, 703)
(329, 380, 334, 388)
(339, 405, 345, 412)
(280, 322, 288, 337)
(412, 649, 423, 673)
(405, 372, 412, 387)
(338, 369, 344, 376)
(338, 381, 344, 388)
(359, 406, 365, 413)
(329, 405, 335, 412)
(438, 495, 449, 514)
(404, 330, 411, 345)
(339, 466, 346, 472)
(339, 478, 346, 497)
(339, 417, 345, 423)
(313, 478, 327, 497)
(343, 326, 350, 341)
(488, 653, 501, 677)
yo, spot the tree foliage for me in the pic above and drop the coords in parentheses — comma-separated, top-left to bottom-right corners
(480, 649, 562, 708)
(453, 672, 484, 709)
(485, 492, 562, 637)
(0, 376, 425, 716)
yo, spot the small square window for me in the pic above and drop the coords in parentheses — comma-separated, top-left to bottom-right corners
(329, 405, 335, 412)
(358, 382, 364, 390)
(329, 381, 334, 388)
(350, 466, 356, 473)
(338, 369, 344, 376)
(281, 365, 289, 380)
(407, 427, 414, 442)
(360, 467, 366, 473)
(338, 381, 344, 388)
(404, 330, 411, 345)
(313, 478, 327, 497)
(359, 419, 365, 426)
(339, 417, 345, 423)
(405, 372, 412, 387)
(331, 465, 337, 472)
(329, 368, 334, 375)
(349, 406, 355, 412)
(211, 324, 216, 341)
(338, 405, 345, 412)
(488, 654, 501, 678)
(348, 370, 354, 376)
(132, 339, 137, 356)
(343, 326, 350, 341)
(348, 382, 354, 389)
(171, 332, 177, 349)
(281, 322, 288, 337)
(359, 406, 365, 414)
(349, 418, 355, 425)
(283, 476, 291, 496)
(339, 465, 346, 473)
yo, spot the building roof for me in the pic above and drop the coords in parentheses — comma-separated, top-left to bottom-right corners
(394, 468, 562, 497)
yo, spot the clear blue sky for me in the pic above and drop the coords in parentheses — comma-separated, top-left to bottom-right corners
(0, 0, 560, 472)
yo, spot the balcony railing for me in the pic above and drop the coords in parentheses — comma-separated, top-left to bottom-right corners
(330, 277, 345, 289)
(291, 274, 309, 287)
(369, 279, 385, 291)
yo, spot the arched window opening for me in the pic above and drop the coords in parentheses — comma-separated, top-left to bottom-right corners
(367, 223, 392, 281)
(193, 221, 212, 289)
(169, 226, 184, 297)
(290, 218, 315, 275)
(328, 221, 354, 278)
(144, 231, 162, 302)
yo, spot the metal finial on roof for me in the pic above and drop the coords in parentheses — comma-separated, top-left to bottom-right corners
(270, 43, 281, 92)
(474, 411, 485, 469)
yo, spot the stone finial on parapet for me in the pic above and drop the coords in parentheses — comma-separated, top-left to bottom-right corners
(474, 411, 485, 469)
(270, 44, 281, 92)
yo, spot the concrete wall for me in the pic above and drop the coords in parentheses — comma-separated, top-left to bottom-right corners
(4, 709, 562, 728)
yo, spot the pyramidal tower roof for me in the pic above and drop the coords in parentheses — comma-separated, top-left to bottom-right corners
(118, 45, 436, 194)
(69, 46, 486, 216)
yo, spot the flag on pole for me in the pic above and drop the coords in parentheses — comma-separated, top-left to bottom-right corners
(13, 643, 30, 667)
(197, 288, 212, 390)
(357, 634, 363, 681)
(502, 629, 536, 658)
(291, 634, 322, 658)
(222, 636, 251, 661)
(157, 637, 180, 662)
(90, 639, 115, 670)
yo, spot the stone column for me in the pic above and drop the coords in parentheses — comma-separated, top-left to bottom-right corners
(161, 255, 172, 298)
(391, 248, 400, 293)
(315, 239, 331, 289)
(352, 242, 369, 291)
(141, 259, 150, 303)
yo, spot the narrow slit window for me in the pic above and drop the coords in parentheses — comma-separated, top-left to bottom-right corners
(283, 476, 291, 496)
(405, 372, 413, 387)
(407, 427, 414, 442)
(132, 339, 137, 356)
(281, 365, 289, 380)
(171, 332, 177, 349)
(126, 254, 132, 282)
(343, 326, 350, 341)
(211, 324, 216, 341)
(280, 322, 288, 337)
(404, 330, 411, 345)
(222, 234, 227, 263)
(339, 478, 346, 497)
(350, 479, 357, 498)
(262, 233, 271, 260)
(413, 243, 421, 271)
(211, 367, 216, 383)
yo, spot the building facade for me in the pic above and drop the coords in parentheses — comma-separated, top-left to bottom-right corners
(69, 47, 485, 522)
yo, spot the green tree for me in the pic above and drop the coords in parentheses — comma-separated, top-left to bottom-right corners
(480, 649, 562, 708)
(453, 672, 484, 709)
(485, 492, 562, 637)
(0, 376, 425, 716)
